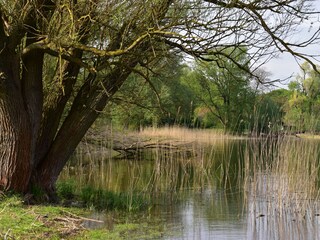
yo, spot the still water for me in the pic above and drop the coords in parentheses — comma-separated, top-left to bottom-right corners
(153, 190, 247, 239)
(61, 137, 320, 239)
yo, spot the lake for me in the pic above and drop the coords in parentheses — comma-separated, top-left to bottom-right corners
(60, 128, 320, 239)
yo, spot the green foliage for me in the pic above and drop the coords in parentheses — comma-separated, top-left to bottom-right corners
(193, 106, 218, 128)
(55, 179, 149, 211)
(56, 179, 77, 200)
(185, 47, 255, 133)
(288, 80, 302, 92)
(265, 89, 291, 106)
(101, 54, 320, 135)
(80, 186, 147, 211)
(284, 62, 320, 132)
(110, 55, 196, 129)
(106, 47, 297, 134)
(245, 89, 290, 134)
(249, 95, 284, 134)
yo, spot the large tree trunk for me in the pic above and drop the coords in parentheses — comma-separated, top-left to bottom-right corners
(0, 48, 32, 192)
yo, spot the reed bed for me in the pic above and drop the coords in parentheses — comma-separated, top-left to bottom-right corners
(61, 127, 320, 231)
(246, 137, 320, 211)
(139, 126, 245, 143)
(245, 136, 320, 239)
(60, 126, 244, 207)
(56, 126, 320, 239)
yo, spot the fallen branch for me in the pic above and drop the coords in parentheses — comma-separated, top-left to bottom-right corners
(112, 141, 195, 158)
(81, 129, 195, 158)
(61, 210, 104, 224)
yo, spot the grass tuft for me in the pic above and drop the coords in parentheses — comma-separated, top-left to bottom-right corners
(55, 181, 148, 212)
(57, 179, 77, 200)
(80, 186, 147, 211)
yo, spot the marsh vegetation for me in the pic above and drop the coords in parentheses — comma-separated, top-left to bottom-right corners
(56, 127, 320, 239)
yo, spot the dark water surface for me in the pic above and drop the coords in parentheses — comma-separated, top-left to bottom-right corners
(61, 138, 320, 239)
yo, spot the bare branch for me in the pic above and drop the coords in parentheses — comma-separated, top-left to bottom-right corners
(64, 29, 181, 57)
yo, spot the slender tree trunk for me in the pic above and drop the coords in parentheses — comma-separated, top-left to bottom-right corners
(32, 61, 136, 198)
(34, 58, 82, 167)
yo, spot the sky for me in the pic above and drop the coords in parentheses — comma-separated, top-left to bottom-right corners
(262, 1, 320, 88)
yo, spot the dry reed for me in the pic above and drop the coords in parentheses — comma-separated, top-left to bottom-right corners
(61, 127, 320, 214)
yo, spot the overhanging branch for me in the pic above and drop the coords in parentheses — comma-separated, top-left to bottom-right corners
(249, 7, 320, 74)
(22, 29, 181, 73)
(68, 29, 180, 57)
(22, 39, 97, 73)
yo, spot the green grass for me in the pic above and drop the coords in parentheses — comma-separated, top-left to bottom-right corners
(0, 195, 165, 239)
(75, 223, 164, 240)
(80, 186, 148, 211)
(56, 180, 149, 211)
(0, 195, 88, 239)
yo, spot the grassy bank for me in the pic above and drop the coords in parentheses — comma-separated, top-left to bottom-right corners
(0, 195, 165, 239)
(0, 195, 87, 239)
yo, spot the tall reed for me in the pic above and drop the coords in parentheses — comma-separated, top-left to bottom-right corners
(60, 126, 320, 221)
(60, 126, 243, 206)
(245, 136, 320, 239)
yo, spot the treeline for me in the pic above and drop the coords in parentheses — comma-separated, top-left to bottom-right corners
(100, 50, 320, 135)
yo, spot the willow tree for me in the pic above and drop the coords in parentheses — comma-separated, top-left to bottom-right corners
(0, 0, 319, 199)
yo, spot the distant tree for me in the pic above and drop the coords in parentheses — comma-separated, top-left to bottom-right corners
(187, 48, 255, 132)
(0, 0, 319, 198)
(250, 93, 286, 134)
(265, 89, 291, 108)
(285, 62, 320, 131)
(250, 68, 273, 93)
(284, 91, 307, 131)
(110, 56, 195, 129)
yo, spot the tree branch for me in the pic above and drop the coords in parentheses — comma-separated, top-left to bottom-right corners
(66, 29, 180, 57)
(131, 67, 166, 114)
(0, 9, 8, 41)
(22, 39, 97, 73)
(249, 7, 320, 74)
(22, 29, 181, 73)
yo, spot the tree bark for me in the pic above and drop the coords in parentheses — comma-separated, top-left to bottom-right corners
(21, 43, 44, 167)
(0, 48, 32, 192)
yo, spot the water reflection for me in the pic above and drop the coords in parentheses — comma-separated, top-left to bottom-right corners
(60, 137, 320, 239)
(157, 189, 247, 240)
